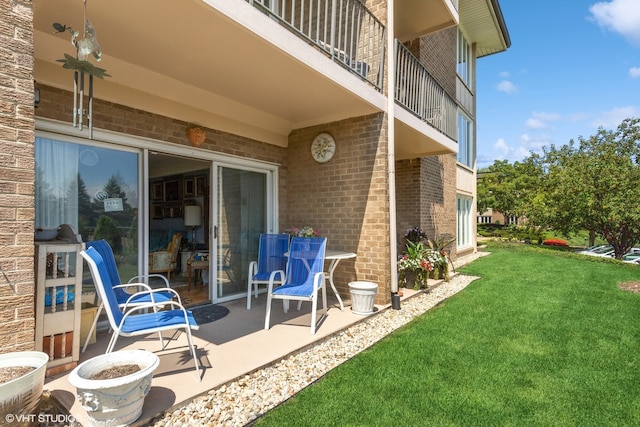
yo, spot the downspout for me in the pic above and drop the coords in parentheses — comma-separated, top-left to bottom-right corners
(387, 0, 400, 310)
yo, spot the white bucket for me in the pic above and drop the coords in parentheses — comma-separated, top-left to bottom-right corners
(348, 281, 378, 315)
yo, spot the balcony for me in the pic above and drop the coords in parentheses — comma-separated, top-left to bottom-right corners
(34, 0, 455, 159)
(248, 0, 386, 92)
(395, 41, 457, 141)
(394, 40, 458, 159)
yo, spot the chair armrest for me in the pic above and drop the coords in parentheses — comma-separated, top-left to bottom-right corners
(114, 282, 153, 294)
(121, 287, 182, 309)
(128, 274, 171, 288)
(313, 272, 325, 290)
(248, 260, 257, 278)
(267, 270, 285, 291)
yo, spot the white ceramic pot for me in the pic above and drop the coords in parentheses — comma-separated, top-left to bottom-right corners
(0, 351, 49, 419)
(348, 281, 378, 315)
(68, 350, 159, 427)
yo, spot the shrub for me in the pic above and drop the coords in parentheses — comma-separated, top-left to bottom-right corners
(542, 238, 569, 247)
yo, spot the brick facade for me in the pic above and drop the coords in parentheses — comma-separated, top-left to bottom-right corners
(395, 155, 457, 258)
(36, 85, 393, 305)
(0, 1, 36, 353)
(288, 113, 391, 304)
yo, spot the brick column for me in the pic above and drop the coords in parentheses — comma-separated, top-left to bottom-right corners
(0, 1, 36, 353)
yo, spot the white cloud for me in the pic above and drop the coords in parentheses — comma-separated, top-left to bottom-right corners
(496, 80, 518, 94)
(592, 106, 640, 128)
(525, 118, 547, 129)
(525, 111, 562, 130)
(493, 138, 510, 155)
(499, 71, 510, 78)
(629, 67, 640, 78)
(520, 133, 552, 153)
(532, 112, 562, 122)
(590, 0, 640, 46)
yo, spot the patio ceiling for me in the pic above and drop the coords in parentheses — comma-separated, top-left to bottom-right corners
(33, 0, 384, 148)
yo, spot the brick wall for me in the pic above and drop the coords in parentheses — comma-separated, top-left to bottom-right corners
(288, 113, 392, 304)
(395, 155, 457, 260)
(418, 27, 457, 100)
(0, 1, 36, 354)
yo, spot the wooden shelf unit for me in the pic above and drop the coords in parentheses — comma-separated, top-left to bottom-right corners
(35, 242, 83, 376)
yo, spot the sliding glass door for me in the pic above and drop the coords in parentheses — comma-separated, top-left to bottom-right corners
(35, 129, 278, 305)
(35, 136, 139, 280)
(213, 164, 270, 302)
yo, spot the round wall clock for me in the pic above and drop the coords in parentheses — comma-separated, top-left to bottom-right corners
(311, 132, 336, 163)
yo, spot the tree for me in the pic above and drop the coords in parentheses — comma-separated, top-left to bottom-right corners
(532, 118, 640, 258)
(477, 159, 540, 224)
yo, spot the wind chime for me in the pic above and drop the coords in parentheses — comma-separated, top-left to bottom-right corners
(54, 0, 110, 139)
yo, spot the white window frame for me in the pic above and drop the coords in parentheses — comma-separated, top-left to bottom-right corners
(457, 111, 474, 168)
(457, 28, 473, 88)
(457, 195, 473, 249)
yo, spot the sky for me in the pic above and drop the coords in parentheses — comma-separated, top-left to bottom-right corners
(476, 0, 640, 169)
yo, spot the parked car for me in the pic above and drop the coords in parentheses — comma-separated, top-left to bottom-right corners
(622, 250, 640, 264)
(576, 245, 614, 257)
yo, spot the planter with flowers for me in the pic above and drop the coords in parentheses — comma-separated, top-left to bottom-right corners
(398, 240, 434, 290)
(285, 226, 321, 238)
(427, 234, 456, 281)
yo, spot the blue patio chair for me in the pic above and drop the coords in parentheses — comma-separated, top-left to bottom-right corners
(82, 240, 176, 353)
(247, 233, 290, 310)
(80, 246, 201, 379)
(264, 237, 327, 334)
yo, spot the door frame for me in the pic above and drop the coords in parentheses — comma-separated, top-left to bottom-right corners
(208, 160, 279, 303)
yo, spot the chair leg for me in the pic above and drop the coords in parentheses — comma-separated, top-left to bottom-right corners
(264, 294, 273, 330)
(247, 280, 253, 310)
(183, 326, 201, 381)
(310, 293, 318, 335)
(105, 331, 118, 353)
(82, 302, 104, 353)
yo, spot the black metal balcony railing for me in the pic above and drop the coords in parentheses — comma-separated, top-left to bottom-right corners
(248, 0, 386, 91)
(395, 40, 457, 141)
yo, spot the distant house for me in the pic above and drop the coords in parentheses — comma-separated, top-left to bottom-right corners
(478, 208, 523, 226)
(1, 0, 510, 353)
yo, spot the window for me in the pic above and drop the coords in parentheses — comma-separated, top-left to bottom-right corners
(457, 112, 474, 167)
(35, 136, 139, 270)
(457, 29, 473, 87)
(457, 196, 473, 248)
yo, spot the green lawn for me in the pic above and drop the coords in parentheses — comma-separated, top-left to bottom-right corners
(255, 244, 640, 426)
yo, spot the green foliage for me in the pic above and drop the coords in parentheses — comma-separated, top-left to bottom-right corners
(256, 246, 640, 426)
(532, 117, 640, 258)
(477, 159, 541, 220)
(479, 117, 640, 259)
(93, 215, 122, 252)
(477, 223, 544, 244)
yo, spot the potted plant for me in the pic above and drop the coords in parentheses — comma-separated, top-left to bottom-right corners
(68, 349, 159, 427)
(284, 226, 320, 238)
(397, 240, 434, 290)
(0, 351, 49, 421)
(427, 234, 456, 281)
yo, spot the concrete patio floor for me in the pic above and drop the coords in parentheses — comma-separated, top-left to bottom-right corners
(44, 287, 424, 426)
